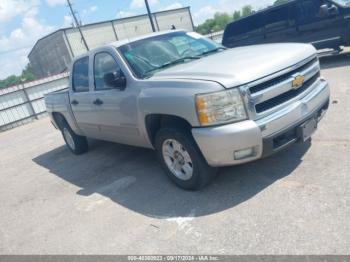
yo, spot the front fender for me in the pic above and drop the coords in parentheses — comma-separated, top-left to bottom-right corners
(138, 79, 224, 127)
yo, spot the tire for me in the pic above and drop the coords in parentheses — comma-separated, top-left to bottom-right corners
(60, 121, 88, 155)
(155, 127, 218, 190)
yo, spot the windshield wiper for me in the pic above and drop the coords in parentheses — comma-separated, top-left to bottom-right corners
(143, 56, 200, 77)
(159, 56, 200, 68)
(200, 47, 227, 56)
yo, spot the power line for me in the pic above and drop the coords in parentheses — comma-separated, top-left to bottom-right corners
(0, 46, 32, 56)
(66, 0, 89, 51)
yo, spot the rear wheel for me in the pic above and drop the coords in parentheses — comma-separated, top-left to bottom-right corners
(60, 121, 88, 155)
(155, 128, 217, 190)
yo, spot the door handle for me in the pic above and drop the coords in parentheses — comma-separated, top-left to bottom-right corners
(93, 98, 103, 106)
(71, 100, 79, 106)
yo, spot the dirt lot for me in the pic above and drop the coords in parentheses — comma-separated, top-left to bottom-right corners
(0, 53, 350, 255)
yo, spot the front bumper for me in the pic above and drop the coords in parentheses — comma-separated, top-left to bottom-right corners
(192, 79, 330, 167)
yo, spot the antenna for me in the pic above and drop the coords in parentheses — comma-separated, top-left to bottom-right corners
(66, 0, 89, 51)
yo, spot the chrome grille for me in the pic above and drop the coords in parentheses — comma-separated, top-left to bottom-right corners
(250, 57, 318, 94)
(255, 72, 320, 113)
(248, 56, 321, 116)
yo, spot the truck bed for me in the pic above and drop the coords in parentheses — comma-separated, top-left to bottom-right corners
(44, 88, 70, 114)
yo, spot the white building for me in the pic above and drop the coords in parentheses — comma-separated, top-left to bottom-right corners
(28, 7, 194, 78)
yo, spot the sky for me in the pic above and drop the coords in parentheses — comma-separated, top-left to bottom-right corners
(0, 0, 275, 79)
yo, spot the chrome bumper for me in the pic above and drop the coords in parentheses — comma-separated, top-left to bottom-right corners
(192, 79, 330, 167)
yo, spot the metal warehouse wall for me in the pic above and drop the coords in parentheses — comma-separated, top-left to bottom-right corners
(28, 31, 72, 78)
(28, 7, 194, 77)
(154, 8, 193, 31)
(65, 7, 194, 57)
(113, 15, 155, 41)
(65, 22, 117, 56)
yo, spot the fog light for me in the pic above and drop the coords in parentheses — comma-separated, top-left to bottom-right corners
(234, 147, 256, 160)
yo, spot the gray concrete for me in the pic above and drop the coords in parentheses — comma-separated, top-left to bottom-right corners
(1, 53, 350, 254)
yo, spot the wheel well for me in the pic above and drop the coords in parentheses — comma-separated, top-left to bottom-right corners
(145, 114, 192, 146)
(52, 112, 67, 131)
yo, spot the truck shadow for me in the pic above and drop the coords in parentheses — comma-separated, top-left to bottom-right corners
(32, 139, 310, 218)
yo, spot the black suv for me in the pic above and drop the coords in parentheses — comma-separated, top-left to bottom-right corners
(222, 0, 350, 50)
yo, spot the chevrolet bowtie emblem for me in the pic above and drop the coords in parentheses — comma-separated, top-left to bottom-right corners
(292, 75, 305, 89)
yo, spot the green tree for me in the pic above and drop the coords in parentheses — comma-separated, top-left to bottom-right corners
(196, 12, 233, 35)
(0, 63, 37, 89)
(213, 12, 232, 30)
(233, 10, 241, 21)
(21, 64, 36, 82)
(241, 5, 253, 17)
(194, 5, 256, 35)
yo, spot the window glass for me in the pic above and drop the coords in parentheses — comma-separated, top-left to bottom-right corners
(94, 52, 121, 90)
(297, 0, 322, 23)
(169, 36, 209, 55)
(72, 57, 89, 92)
(225, 14, 263, 37)
(118, 31, 221, 79)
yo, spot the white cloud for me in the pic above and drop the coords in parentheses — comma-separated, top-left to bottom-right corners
(0, 0, 40, 23)
(83, 5, 98, 15)
(46, 0, 66, 7)
(130, 0, 159, 9)
(0, 7, 55, 78)
(160, 2, 183, 11)
(63, 15, 73, 27)
(90, 5, 98, 12)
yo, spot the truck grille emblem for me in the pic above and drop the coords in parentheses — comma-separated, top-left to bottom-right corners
(292, 74, 305, 90)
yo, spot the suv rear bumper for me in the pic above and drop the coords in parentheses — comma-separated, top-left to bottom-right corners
(192, 79, 330, 167)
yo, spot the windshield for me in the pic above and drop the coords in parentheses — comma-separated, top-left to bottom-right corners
(118, 31, 223, 78)
(331, 0, 350, 6)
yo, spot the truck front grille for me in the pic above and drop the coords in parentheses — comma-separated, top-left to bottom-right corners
(255, 72, 320, 113)
(250, 57, 318, 94)
(248, 56, 321, 116)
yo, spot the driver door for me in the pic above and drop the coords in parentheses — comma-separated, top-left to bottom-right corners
(295, 0, 344, 45)
(89, 51, 142, 146)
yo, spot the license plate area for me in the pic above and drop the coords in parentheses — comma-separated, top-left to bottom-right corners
(297, 118, 317, 142)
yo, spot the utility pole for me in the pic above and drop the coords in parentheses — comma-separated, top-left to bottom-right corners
(144, 0, 156, 32)
(66, 0, 89, 51)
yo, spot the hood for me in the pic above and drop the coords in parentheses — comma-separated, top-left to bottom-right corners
(150, 43, 316, 88)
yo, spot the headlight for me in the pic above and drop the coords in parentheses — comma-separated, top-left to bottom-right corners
(195, 88, 247, 126)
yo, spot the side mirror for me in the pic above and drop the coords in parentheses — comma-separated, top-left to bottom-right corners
(103, 70, 126, 90)
(319, 4, 329, 18)
(320, 4, 339, 18)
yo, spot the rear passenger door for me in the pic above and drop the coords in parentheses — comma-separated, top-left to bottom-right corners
(69, 56, 99, 137)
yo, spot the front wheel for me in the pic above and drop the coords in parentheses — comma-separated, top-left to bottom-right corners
(155, 128, 217, 190)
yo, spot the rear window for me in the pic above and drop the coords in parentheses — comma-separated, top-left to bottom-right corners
(72, 57, 89, 92)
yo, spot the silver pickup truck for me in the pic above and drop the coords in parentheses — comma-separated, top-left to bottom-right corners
(45, 30, 330, 190)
